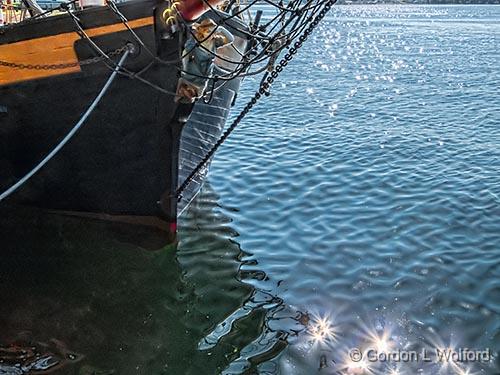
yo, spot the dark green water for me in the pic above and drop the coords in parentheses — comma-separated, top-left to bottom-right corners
(1, 4, 500, 375)
(0, 196, 258, 375)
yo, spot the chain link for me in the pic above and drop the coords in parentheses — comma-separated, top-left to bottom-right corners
(0, 46, 128, 71)
(176, 0, 337, 199)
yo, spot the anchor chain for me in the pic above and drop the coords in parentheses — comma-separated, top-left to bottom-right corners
(176, 0, 337, 200)
(0, 46, 128, 70)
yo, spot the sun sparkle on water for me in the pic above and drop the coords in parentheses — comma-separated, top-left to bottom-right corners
(307, 313, 337, 345)
(344, 357, 372, 375)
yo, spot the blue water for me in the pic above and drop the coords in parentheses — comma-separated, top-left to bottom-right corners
(0, 4, 498, 375)
(181, 4, 500, 375)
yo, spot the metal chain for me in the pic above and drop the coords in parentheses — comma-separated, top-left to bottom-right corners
(0, 48, 130, 202)
(0, 45, 128, 70)
(176, 0, 337, 200)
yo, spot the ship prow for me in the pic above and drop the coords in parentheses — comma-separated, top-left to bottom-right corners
(0, 0, 249, 245)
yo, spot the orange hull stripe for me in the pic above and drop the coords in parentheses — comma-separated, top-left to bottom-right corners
(0, 16, 153, 86)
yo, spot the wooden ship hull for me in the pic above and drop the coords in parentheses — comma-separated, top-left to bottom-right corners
(0, 0, 247, 244)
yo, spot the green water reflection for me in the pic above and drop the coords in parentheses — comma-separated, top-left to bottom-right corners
(0, 187, 274, 375)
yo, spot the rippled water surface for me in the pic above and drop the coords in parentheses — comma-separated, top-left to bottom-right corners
(1, 4, 499, 375)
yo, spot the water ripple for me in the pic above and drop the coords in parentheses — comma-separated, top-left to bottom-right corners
(183, 4, 500, 375)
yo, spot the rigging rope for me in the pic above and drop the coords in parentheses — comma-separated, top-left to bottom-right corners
(0, 47, 130, 202)
(2, 0, 326, 86)
(0, 0, 79, 31)
(0, 0, 336, 205)
(176, 0, 337, 200)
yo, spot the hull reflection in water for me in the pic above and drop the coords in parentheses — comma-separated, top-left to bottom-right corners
(0, 187, 268, 375)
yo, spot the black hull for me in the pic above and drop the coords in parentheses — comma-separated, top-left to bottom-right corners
(0, 1, 245, 244)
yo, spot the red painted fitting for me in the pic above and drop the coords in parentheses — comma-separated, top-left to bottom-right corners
(177, 0, 224, 21)
(169, 221, 177, 233)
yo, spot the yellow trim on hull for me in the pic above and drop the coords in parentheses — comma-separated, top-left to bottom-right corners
(0, 16, 153, 86)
